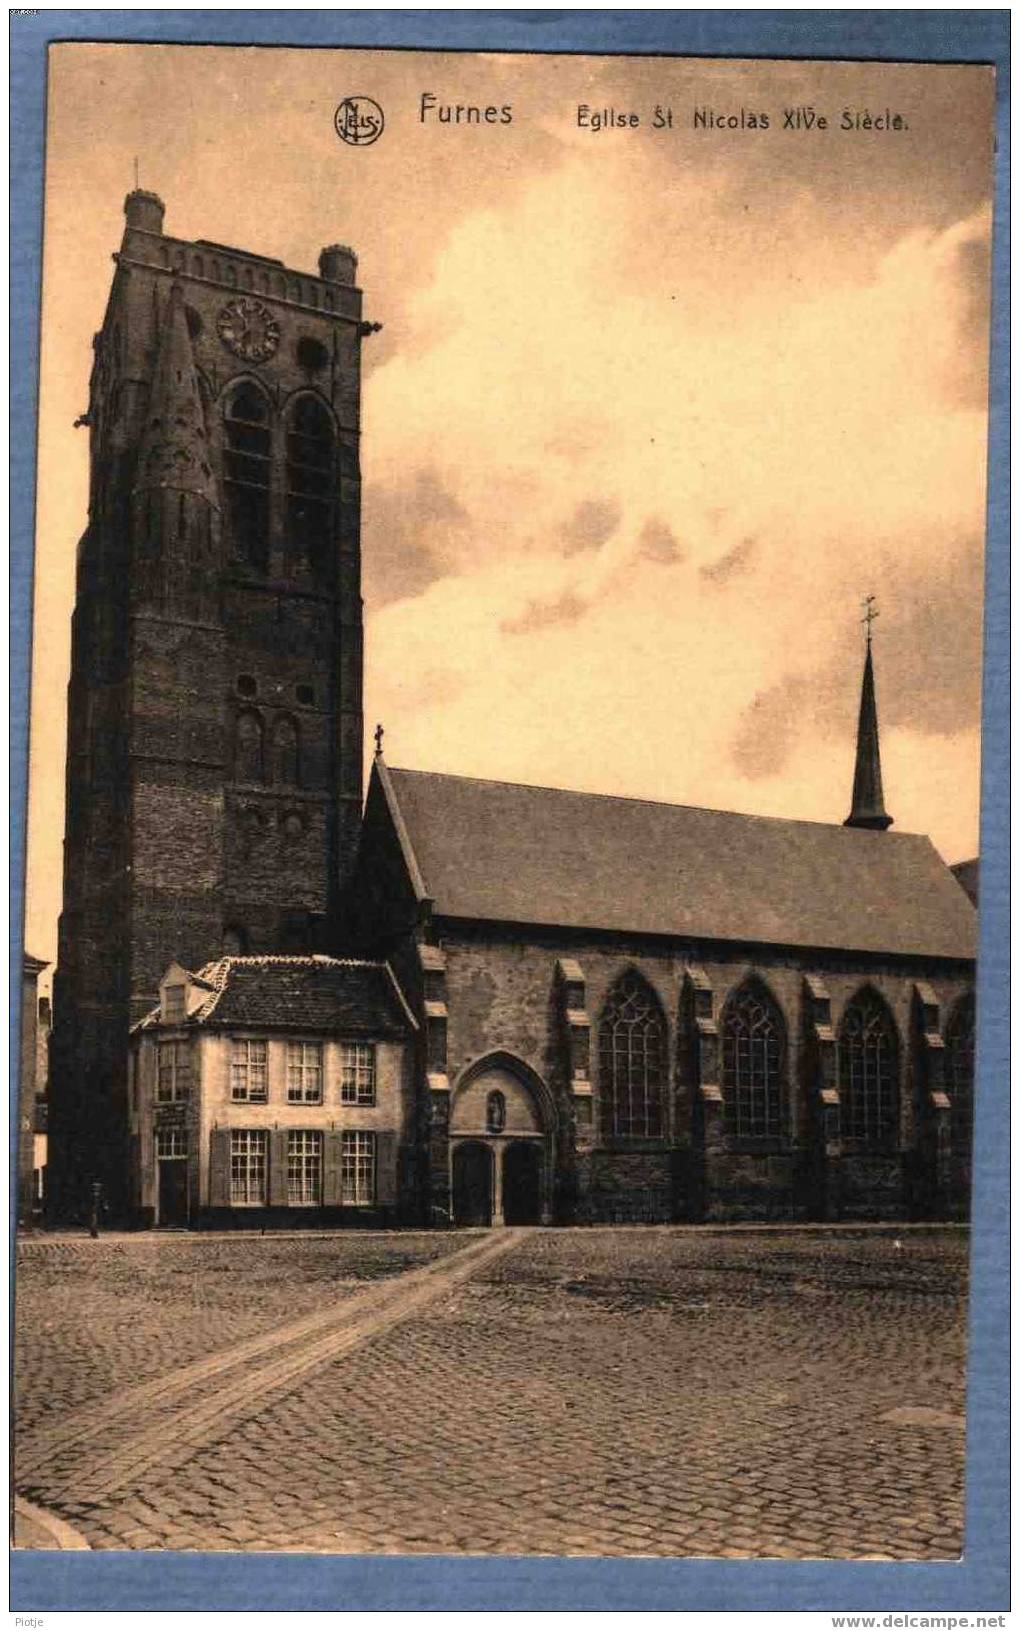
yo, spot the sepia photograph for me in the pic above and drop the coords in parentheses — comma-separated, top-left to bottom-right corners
(11, 22, 1004, 1604)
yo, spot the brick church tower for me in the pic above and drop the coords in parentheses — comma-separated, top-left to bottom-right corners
(49, 191, 368, 1216)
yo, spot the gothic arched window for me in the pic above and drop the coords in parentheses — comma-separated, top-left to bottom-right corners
(286, 395, 335, 581)
(721, 980, 786, 1139)
(839, 990, 899, 1148)
(598, 972, 666, 1140)
(946, 992, 975, 1156)
(270, 716, 299, 786)
(235, 711, 264, 784)
(223, 382, 270, 571)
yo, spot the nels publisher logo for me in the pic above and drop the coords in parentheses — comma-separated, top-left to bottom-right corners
(334, 96, 385, 147)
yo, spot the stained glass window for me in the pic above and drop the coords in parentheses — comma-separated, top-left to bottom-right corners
(839, 991, 899, 1148)
(598, 973, 665, 1139)
(721, 983, 785, 1138)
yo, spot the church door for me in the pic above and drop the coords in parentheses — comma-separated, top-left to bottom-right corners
(452, 1142, 493, 1227)
(503, 1142, 543, 1225)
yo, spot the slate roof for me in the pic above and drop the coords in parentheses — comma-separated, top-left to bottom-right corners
(134, 956, 415, 1035)
(382, 766, 977, 962)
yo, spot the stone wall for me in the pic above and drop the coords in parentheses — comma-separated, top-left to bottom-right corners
(429, 918, 975, 1223)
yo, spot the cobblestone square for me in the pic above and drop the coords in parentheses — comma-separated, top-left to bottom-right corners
(15, 1226, 969, 1559)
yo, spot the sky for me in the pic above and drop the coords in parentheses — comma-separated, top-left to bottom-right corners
(24, 45, 996, 966)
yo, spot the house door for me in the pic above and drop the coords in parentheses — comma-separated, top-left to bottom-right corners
(452, 1141, 493, 1227)
(503, 1142, 543, 1225)
(158, 1158, 188, 1226)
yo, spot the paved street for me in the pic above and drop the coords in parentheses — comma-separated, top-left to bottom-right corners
(15, 1226, 969, 1559)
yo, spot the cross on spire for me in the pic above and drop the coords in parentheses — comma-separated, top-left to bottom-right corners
(374, 722, 384, 759)
(861, 593, 879, 647)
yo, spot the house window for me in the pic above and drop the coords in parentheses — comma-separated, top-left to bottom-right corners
(156, 1127, 188, 1159)
(287, 1130, 323, 1206)
(340, 1130, 376, 1205)
(157, 1041, 192, 1103)
(231, 1038, 268, 1102)
(163, 984, 186, 1023)
(340, 1042, 376, 1105)
(839, 991, 899, 1148)
(946, 993, 975, 1156)
(287, 1041, 323, 1103)
(230, 1129, 267, 1205)
(286, 395, 335, 580)
(721, 982, 786, 1139)
(598, 972, 666, 1139)
(223, 383, 271, 570)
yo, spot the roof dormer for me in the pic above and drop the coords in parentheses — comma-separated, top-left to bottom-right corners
(158, 962, 214, 1026)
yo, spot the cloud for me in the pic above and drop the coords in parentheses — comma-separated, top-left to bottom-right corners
(362, 164, 989, 864)
(559, 499, 621, 555)
(361, 467, 468, 609)
(501, 590, 588, 636)
(638, 518, 684, 565)
(699, 536, 757, 586)
(730, 542, 985, 780)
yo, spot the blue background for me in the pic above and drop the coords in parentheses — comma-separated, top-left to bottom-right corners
(10, 9, 1010, 1613)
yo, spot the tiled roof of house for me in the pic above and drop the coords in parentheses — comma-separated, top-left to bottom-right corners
(382, 766, 977, 962)
(950, 857, 979, 907)
(133, 955, 416, 1035)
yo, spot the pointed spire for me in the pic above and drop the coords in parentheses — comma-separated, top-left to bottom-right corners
(844, 599, 893, 832)
(134, 278, 218, 507)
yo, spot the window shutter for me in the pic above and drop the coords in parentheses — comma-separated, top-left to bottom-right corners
(128, 1134, 142, 1208)
(208, 1127, 231, 1208)
(322, 1129, 344, 1207)
(268, 1128, 289, 1207)
(140, 1129, 155, 1198)
(376, 1130, 398, 1207)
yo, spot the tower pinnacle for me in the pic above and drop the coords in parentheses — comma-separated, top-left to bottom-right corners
(134, 278, 217, 507)
(844, 597, 893, 832)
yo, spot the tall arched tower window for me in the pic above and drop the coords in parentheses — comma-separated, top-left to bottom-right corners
(223, 383, 270, 570)
(839, 990, 899, 1148)
(721, 980, 786, 1139)
(235, 711, 264, 784)
(946, 992, 975, 1156)
(598, 972, 666, 1139)
(270, 716, 300, 787)
(286, 395, 335, 581)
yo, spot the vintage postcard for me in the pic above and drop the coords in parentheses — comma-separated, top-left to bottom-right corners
(13, 30, 1001, 1602)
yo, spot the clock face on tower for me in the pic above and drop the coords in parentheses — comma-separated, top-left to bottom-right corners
(217, 297, 280, 364)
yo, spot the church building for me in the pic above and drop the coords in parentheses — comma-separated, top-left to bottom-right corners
(345, 719, 976, 1226)
(46, 194, 978, 1227)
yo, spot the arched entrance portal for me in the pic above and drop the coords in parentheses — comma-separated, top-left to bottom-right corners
(452, 1141, 493, 1227)
(449, 1055, 555, 1227)
(503, 1142, 543, 1225)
